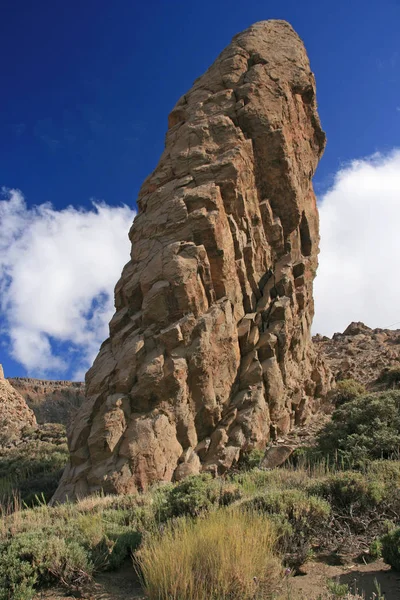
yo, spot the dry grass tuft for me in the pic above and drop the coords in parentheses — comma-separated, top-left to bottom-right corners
(136, 508, 282, 600)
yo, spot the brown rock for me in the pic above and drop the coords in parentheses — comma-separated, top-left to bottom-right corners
(8, 377, 85, 426)
(261, 444, 294, 469)
(53, 19, 331, 503)
(0, 365, 37, 443)
(314, 322, 400, 387)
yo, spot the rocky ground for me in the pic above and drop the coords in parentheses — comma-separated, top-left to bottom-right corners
(314, 321, 400, 387)
(289, 558, 400, 599)
(33, 559, 400, 600)
(33, 564, 144, 600)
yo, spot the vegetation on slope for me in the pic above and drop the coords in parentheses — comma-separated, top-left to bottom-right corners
(0, 424, 69, 507)
(2, 389, 400, 598)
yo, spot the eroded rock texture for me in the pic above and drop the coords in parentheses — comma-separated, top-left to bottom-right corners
(8, 378, 85, 426)
(54, 20, 330, 502)
(0, 365, 37, 443)
(314, 322, 400, 387)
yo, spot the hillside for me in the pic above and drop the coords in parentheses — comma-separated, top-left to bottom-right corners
(314, 321, 400, 387)
(8, 377, 85, 426)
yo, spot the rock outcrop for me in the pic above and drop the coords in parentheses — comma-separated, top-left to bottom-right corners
(8, 378, 85, 426)
(54, 20, 331, 502)
(314, 322, 400, 386)
(0, 365, 37, 443)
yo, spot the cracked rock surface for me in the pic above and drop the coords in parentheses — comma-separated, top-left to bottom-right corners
(54, 20, 331, 502)
(314, 321, 400, 387)
(0, 365, 37, 443)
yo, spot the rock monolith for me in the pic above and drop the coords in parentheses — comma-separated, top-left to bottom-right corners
(54, 20, 331, 502)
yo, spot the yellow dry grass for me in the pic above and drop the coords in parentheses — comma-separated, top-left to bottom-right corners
(136, 508, 282, 600)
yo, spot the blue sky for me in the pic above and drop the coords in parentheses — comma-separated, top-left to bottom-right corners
(1, 0, 399, 379)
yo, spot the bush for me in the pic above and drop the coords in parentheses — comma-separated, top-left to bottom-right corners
(368, 539, 382, 560)
(329, 379, 366, 406)
(218, 483, 242, 506)
(246, 488, 330, 531)
(0, 548, 36, 600)
(326, 580, 350, 597)
(244, 489, 330, 565)
(0, 425, 69, 506)
(0, 532, 92, 600)
(136, 509, 282, 600)
(238, 448, 265, 470)
(377, 368, 400, 389)
(232, 467, 309, 494)
(0, 497, 143, 598)
(309, 472, 384, 513)
(366, 459, 400, 483)
(381, 527, 400, 570)
(316, 391, 400, 463)
(163, 474, 218, 519)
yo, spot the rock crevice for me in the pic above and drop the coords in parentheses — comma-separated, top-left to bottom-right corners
(54, 20, 331, 502)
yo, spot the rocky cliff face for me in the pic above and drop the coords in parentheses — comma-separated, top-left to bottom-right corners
(0, 365, 37, 443)
(54, 20, 331, 502)
(314, 322, 400, 387)
(8, 378, 85, 426)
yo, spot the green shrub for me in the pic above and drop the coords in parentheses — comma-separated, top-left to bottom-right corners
(108, 531, 141, 570)
(309, 472, 384, 513)
(330, 379, 366, 406)
(316, 391, 400, 463)
(0, 531, 92, 599)
(369, 539, 383, 560)
(232, 466, 308, 494)
(0, 547, 36, 600)
(366, 460, 400, 484)
(381, 527, 400, 570)
(218, 483, 242, 506)
(0, 497, 143, 598)
(238, 448, 265, 470)
(377, 368, 400, 389)
(247, 488, 330, 530)
(326, 580, 349, 597)
(164, 474, 218, 518)
(0, 425, 69, 506)
(244, 488, 330, 565)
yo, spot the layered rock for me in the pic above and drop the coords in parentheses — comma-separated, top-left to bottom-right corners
(54, 20, 330, 502)
(314, 322, 400, 386)
(8, 377, 85, 426)
(0, 365, 37, 443)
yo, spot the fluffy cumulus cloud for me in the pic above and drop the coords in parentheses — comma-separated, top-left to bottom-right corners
(313, 150, 400, 337)
(2, 151, 399, 376)
(0, 189, 135, 379)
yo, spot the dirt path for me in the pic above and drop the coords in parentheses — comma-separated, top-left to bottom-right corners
(34, 564, 144, 600)
(287, 558, 400, 599)
(34, 558, 400, 600)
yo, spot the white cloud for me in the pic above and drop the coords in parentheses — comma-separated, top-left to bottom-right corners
(0, 189, 135, 379)
(313, 150, 400, 337)
(3, 152, 399, 376)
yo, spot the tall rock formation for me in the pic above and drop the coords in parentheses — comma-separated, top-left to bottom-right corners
(0, 365, 37, 443)
(54, 20, 330, 502)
